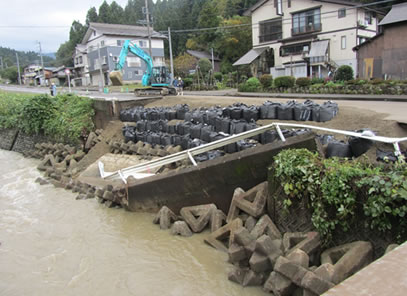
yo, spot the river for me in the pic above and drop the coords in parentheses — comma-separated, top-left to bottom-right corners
(0, 150, 267, 296)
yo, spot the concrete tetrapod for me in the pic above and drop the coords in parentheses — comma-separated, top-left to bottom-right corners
(37, 154, 57, 171)
(320, 241, 373, 284)
(180, 204, 217, 233)
(250, 214, 282, 240)
(226, 182, 268, 222)
(204, 218, 243, 252)
(170, 221, 193, 237)
(153, 206, 178, 230)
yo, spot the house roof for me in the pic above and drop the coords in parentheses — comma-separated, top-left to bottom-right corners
(244, 0, 377, 16)
(82, 22, 166, 44)
(186, 50, 220, 61)
(379, 2, 407, 26)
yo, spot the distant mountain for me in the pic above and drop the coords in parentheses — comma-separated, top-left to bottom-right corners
(43, 52, 56, 59)
(0, 47, 55, 68)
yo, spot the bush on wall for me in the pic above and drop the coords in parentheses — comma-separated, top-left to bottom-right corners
(274, 76, 295, 88)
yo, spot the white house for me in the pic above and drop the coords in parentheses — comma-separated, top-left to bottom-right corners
(78, 22, 167, 87)
(234, 0, 381, 79)
(73, 44, 90, 87)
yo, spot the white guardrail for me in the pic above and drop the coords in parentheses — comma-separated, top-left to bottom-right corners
(98, 122, 407, 183)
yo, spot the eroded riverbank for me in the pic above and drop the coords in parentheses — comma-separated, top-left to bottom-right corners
(0, 150, 267, 296)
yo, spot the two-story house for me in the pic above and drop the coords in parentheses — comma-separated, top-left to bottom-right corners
(234, 0, 381, 79)
(73, 44, 90, 87)
(79, 22, 167, 87)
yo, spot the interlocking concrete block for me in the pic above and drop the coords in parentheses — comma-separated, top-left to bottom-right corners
(227, 182, 268, 222)
(255, 234, 282, 257)
(180, 204, 217, 233)
(314, 263, 335, 283)
(268, 240, 284, 268)
(228, 266, 248, 285)
(245, 216, 258, 232)
(283, 232, 321, 257)
(266, 271, 295, 296)
(287, 249, 309, 268)
(170, 221, 193, 237)
(301, 271, 334, 295)
(204, 218, 243, 252)
(274, 256, 308, 286)
(37, 154, 57, 171)
(95, 188, 105, 198)
(243, 269, 265, 287)
(228, 243, 247, 263)
(251, 214, 282, 240)
(103, 191, 114, 201)
(249, 252, 271, 273)
(153, 206, 178, 230)
(321, 241, 373, 284)
(234, 227, 255, 247)
(226, 187, 245, 222)
(244, 240, 256, 259)
(210, 209, 226, 233)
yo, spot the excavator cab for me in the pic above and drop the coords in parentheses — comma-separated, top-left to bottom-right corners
(151, 66, 171, 85)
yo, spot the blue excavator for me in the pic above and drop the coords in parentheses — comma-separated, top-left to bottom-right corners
(109, 40, 176, 96)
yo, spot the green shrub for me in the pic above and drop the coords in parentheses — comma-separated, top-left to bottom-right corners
(20, 94, 55, 134)
(371, 78, 384, 85)
(259, 74, 273, 89)
(214, 72, 223, 82)
(274, 76, 295, 88)
(296, 77, 311, 87)
(311, 77, 325, 84)
(183, 77, 193, 88)
(272, 148, 407, 244)
(238, 77, 261, 92)
(335, 65, 354, 81)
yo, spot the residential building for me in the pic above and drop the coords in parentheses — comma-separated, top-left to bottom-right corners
(186, 50, 221, 73)
(353, 2, 407, 80)
(80, 22, 167, 87)
(50, 66, 74, 86)
(234, 0, 380, 79)
(22, 64, 41, 85)
(73, 44, 90, 86)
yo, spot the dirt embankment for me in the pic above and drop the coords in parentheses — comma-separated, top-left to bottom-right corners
(80, 95, 407, 169)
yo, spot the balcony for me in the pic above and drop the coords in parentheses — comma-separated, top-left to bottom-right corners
(291, 23, 322, 36)
(259, 32, 282, 43)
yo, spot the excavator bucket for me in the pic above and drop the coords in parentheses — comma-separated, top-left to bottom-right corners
(109, 71, 124, 86)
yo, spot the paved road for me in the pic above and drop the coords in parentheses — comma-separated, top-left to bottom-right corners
(1, 85, 406, 123)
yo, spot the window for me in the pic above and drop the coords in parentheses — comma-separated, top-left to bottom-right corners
(94, 59, 99, 70)
(75, 57, 78, 65)
(292, 8, 321, 35)
(117, 40, 124, 46)
(139, 40, 147, 48)
(134, 70, 142, 75)
(365, 11, 372, 25)
(358, 36, 368, 45)
(112, 56, 118, 63)
(128, 71, 132, 79)
(89, 45, 94, 52)
(341, 36, 346, 49)
(79, 56, 83, 64)
(276, 0, 283, 15)
(101, 40, 105, 47)
(127, 57, 141, 67)
(102, 56, 107, 65)
(338, 8, 346, 18)
(93, 31, 96, 36)
(259, 18, 282, 43)
(280, 42, 310, 56)
(288, 0, 291, 8)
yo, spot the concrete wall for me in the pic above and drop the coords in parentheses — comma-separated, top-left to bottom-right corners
(123, 133, 317, 214)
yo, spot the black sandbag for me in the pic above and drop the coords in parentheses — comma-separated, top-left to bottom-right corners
(136, 120, 147, 132)
(282, 129, 298, 139)
(349, 136, 373, 157)
(195, 153, 209, 162)
(317, 134, 335, 145)
(230, 107, 242, 120)
(207, 150, 225, 160)
(376, 149, 398, 162)
(135, 132, 146, 143)
(201, 125, 213, 142)
(209, 132, 226, 142)
(230, 119, 246, 135)
(175, 104, 189, 120)
(259, 101, 271, 119)
(222, 107, 231, 118)
(184, 112, 193, 122)
(166, 110, 177, 120)
(172, 135, 182, 147)
(149, 121, 160, 132)
(146, 133, 153, 145)
(158, 120, 168, 133)
(311, 105, 321, 122)
(242, 105, 259, 122)
(167, 124, 176, 134)
(277, 101, 295, 120)
(215, 117, 223, 132)
(152, 133, 161, 146)
(119, 109, 133, 122)
(263, 102, 280, 119)
(188, 138, 205, 149)
(326, 141, 352, 158)
(134, 111, 142, 122)
(221, 118, 231, 134)
(244, 122, 259, 141)
(158, 111, 166, 120)
(181, 134, 191, 150)
(161, 135, 172, 146)
(319, 105, 335, 122)
(123, 126, 137, 143)
(206, 111, 218, 126)
(146, 109, 159, 121)
(224, 142, 237, 153)
(192, 111, 205, 123)
(260, 130, 278, 144)
(236, 140, 255, 151)
(190, 124, 202, 139)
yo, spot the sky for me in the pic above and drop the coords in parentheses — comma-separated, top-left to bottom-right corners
(0, 0, 131, 53)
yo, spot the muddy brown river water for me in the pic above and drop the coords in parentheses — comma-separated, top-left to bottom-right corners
(0, 150, 267, 296)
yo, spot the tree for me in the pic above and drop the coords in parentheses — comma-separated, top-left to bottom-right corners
(86, 7, 98, 25)
(123, 0, 144, 25)
(98, 1, 111, 23)
(174, 53, 196, 77)
(197, 2, 221, 46)
(109, 1, 125, 24)
(0, 66, 19, 83)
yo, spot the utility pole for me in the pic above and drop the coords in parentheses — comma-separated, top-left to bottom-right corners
(97, 43, 104, 92)
(0, 56, 3, 70)
(168, 27, 174, 82)
(37, 41, 45, 86)
(15, 53, 21, 85)
(211, 48, 215, 71)
(145, 0, 152, 57)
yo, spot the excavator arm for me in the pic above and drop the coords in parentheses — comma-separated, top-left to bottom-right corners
(111, 40, 154, 86)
